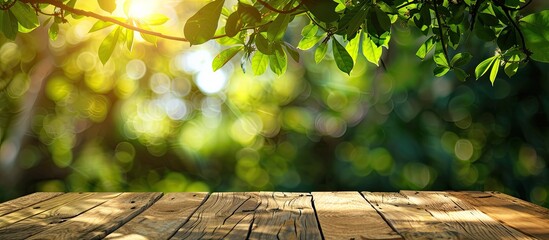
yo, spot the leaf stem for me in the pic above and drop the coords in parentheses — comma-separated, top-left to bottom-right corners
(432, 0, 449, 65)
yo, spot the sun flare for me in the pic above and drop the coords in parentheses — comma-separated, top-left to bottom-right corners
(126, 0, 157, 19)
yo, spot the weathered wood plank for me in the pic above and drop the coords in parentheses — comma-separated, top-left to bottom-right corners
(248, 192, 322, 240)
(105, 192, 208, 240)
(27, 192, 162, 240)
(0, 192, 63, 217)
(363, 192, 461, 239)
(0, 192, 120, 239)
(401, 190, 534, 239)
(170, 192, 260, 239)
(451, 191, 549, 239)
(0, 192, 92, 228)
(312, 191, 402, 240)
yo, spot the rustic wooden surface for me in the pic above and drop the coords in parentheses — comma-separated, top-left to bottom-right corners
(0, 191, 548, 239)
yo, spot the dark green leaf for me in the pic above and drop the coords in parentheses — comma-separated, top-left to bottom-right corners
(212, 46, 243, 71)
(475, 56, 496, 79)
(343, 5, 368, 39)
(1, 11, 18, 40)
(367, 6, 391, 37)
(520, 10, 549, 63)
(478, 13, 499, 26)
(473, 23, 496, 41)
(252, 51, 269, 75)
(237, 2, 261, 25)
(302, 0, 340, 23)
(225, 12, 242, 38)
(255, 33, 273, 55)
(267, 13, 291, 41)
(98, 0, 117, 13)
(283, 42, 300, 62)
(454, 67, 469, 81)
(497, 26, 516, 51)
(269, 43, 287, 75)
(315, 41, 328, 63)
(332, 38, 354, 75)
(10, 2, 39, 30)
(98, 27, 121, 64)
(184, 0, 225, 45)
(450, 52, 472, 67)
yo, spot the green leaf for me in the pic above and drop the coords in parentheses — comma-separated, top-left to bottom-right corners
(504, 62, 519, 77)
(0, 11, 19, 40)
(98, 0, 117, 13)
(454, 67, 469, 81)
(126, 29, 134, 50)
(489, 57, 501, 85)
(252, 51, 269, 75)
(520, 10, 549, 63)
(255, 33, 273, 55)
(98, 27, 121, 64)
(143, 14, 169, 25)
(298, 35, 324, 50)
(10, 2, 39, 30)
(367, 6, 391, 37)
(344, 5, 368, 39)
(362, 34, 382, 66)
(269, 44, 287, 75)
(184, 0, 225, 45)
(345, 34, 361, 64)
(212, 46, 243, 71)
(433, 66, 450, 77)
(301, 24, 319, 38)
(48, 22, 59, 40)
(497, 26, 516, 51)
(283, 42, 300, 62)
(433, 48, 449, 67)
(237, 2, 261, 25)
(89, 20, 115, 32)
(302, 0, 340, 23)
(315, 41, 328, 63)
(332, 38, 354, 75)
(267, 13, 291, 41)
(475, 56, 496, 79)
(416, 36, 435, 60)
(450, 52, 472, 67)
(225, 12, 241, 38)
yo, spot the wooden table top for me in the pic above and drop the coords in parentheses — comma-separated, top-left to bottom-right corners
(1, 191, 548, 239)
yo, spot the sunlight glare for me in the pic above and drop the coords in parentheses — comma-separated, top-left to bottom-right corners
(127, 0, 156, 19)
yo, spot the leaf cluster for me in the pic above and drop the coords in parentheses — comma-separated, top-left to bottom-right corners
(1, 0, 548, 84)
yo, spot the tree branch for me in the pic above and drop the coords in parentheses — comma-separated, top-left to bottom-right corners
(432, 1, 449, 64)
(21, 0, 228, 42)
(256, 0, 303, 14)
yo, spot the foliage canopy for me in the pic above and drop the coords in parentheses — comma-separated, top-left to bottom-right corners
(1, 0, 548, 84)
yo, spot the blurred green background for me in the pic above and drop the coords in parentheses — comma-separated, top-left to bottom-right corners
(1, 1, 548, 207)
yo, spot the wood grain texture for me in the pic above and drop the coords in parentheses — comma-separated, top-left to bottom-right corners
(400, 191, 534, 240)
(26, 192, 162, 240)
(451, 191, 549, 239)
(363, 192, 461, 239)
(248, 192, 322, 240)
(0, 192, 63, 217)
(312, 191, 402, 240)
(0, 192, 92, 228)
(0, 193, 120, 239)
(105, 192, 208, 240)
(171, 192, 260, 239)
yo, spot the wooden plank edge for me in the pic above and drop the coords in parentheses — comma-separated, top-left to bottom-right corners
(0, 192, 64, 217)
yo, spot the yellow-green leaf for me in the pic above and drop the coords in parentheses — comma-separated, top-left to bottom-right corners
(362, 34, 382, 66)
(315, 41, 328, 63)
(489, 57, 501, 85)
(98, 0, 117, 13)
(143, 14, 169, 25)
(475, 56, 496, 79)
(269, 44, 287, 75)
(98, 27, 121, 64)
(212, 46, 243, 71)
(252, 51, 269, 75)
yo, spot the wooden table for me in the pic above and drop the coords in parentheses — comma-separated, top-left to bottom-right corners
(1, 191, 548, 239)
